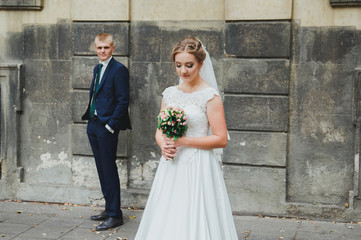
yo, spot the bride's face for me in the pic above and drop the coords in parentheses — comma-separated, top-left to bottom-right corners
(174, 52, 202, 83)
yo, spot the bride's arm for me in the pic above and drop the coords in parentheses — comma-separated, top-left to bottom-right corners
(167, 95, 228, 150)
(155, 99, 177, 160)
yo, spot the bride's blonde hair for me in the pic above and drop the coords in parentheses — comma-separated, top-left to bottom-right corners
(171, 37, 206, 63)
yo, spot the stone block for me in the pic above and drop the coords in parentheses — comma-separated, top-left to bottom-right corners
(26, 150, 73, 185)
(287, 114, 354, 205)
(57, 21, 72, 60)
(7, 32, 24, 60)
(127, 61, 182, 189)
(294, 26, 357, 64)
(224, 131, 287, 166)
(71, 90, 88, 123)
(286, 25, 360, 206)
(225, 0, 292, 20)
(224, 95, 288, 131)
(225, 21, 291, 57)
(289, 59, 355, 194)
(291, 62, 353, 117)
(286, 203, 347, 222)
(129, 62, 173, 164)
(17, 182, 103, 205)
(23, 60, 71, 103)
(24, 25, 57, 59)
(159, 24, 224, 60)
(131, 62, 177, 99)
(72, 57, 99, 89)
(131, 0, 224, 21)
(131, 22, 224, 62)
(288, 61, 354, 205)
(129, 159, 160, 190)
(71, 124, 129, 157)
(72, 0, 129, 21)
(224, 59, 289, 94)
(223, 165, 286, 215)
(287, 148, 353, 206)
(72, 156, 128, 189)
(131, 23, 162, 62)
(73, 22, 129, 56)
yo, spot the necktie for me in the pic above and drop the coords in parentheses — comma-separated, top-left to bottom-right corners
(89, 64, 103, 118)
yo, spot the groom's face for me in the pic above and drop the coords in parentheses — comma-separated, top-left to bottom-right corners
(95, 40, 115, 62)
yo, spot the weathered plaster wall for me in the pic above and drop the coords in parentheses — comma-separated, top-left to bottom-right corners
(71, 0, 129, 21)
(131, 0, 224, 20)
(225, 0, 292, 20)
(293, 0, 361, 29)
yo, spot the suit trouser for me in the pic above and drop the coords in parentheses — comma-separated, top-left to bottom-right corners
(87, 118, 122, 218)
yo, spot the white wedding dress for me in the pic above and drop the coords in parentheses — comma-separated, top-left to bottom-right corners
(134, 86, 238, 240)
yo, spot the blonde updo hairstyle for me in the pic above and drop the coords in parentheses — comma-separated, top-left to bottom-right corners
(171, 37, 206, 64)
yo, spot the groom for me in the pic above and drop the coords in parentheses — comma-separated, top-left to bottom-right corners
(82, 33, 131, 231)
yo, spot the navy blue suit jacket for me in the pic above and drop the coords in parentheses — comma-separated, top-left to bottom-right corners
(82, 57, 131, 131)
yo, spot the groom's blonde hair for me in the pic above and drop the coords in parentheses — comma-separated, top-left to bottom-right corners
(94, 33, 114, 46)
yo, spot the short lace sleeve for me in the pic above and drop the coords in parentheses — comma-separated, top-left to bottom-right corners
(162, 86, 177, 106)
(202, 87, 220, 103)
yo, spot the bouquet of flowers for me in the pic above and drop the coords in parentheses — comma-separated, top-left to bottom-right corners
(157, 106, 188, 140)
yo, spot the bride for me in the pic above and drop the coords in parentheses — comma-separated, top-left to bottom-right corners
(134, 37, 238, 240)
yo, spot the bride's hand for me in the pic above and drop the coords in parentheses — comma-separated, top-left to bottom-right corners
(161, 139, 177, 161)
(164, 137, 183, 148)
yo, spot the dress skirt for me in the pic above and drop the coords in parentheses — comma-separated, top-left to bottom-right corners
(134, 148, 238, 240)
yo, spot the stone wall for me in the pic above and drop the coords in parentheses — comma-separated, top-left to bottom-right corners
(223, 21, 291, 215)
(287, 25, 361, 217)
(1, 0, 361, 221)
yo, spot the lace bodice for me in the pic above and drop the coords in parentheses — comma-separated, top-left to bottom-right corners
(162, 86, 219, 138)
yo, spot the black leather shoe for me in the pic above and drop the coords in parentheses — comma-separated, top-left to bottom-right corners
(90, 210, 108, 221)
(95, 216, 124, 231)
